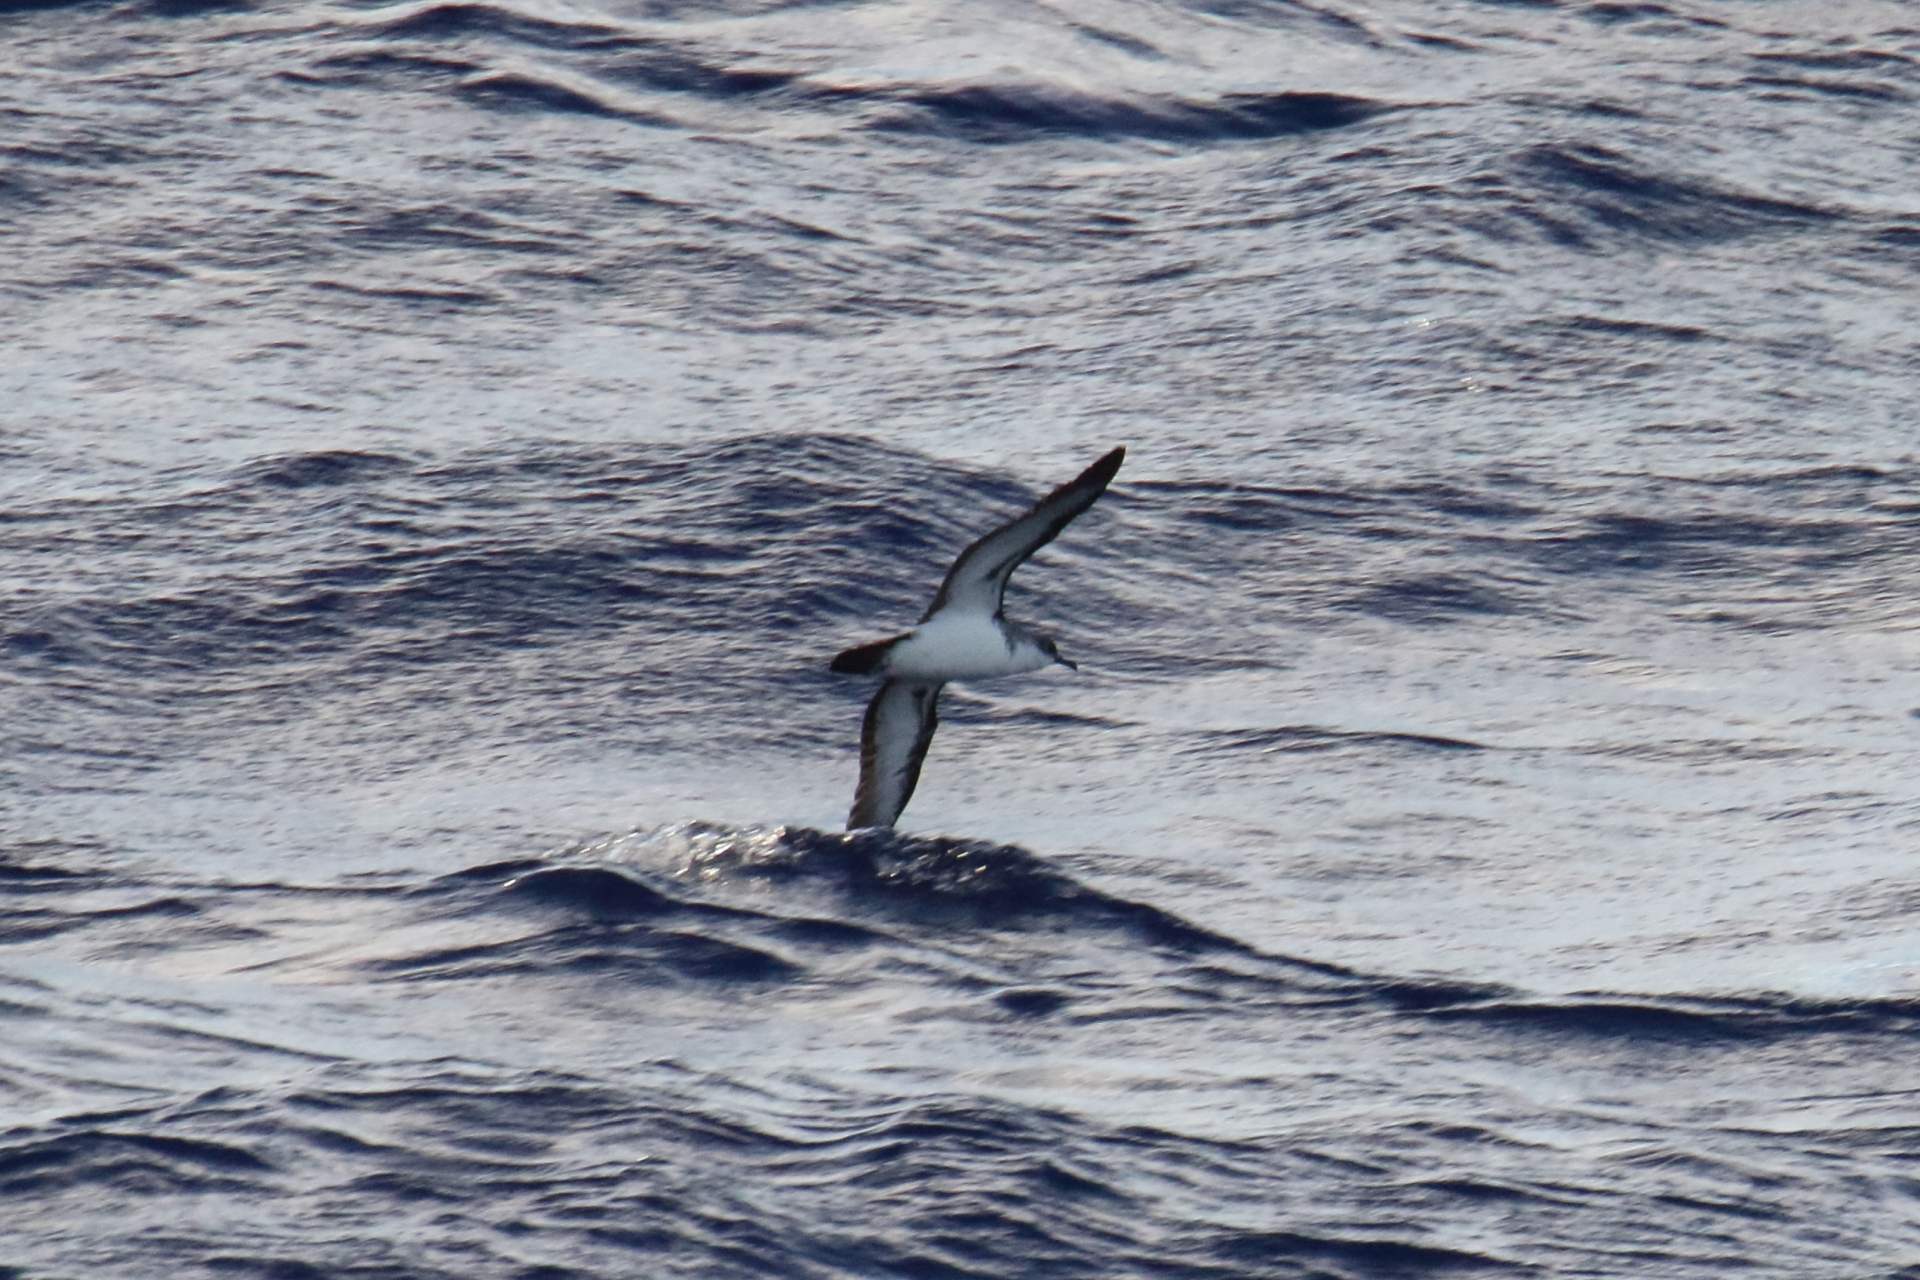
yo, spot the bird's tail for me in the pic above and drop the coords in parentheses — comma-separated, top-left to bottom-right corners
(829, 634, 905, 675)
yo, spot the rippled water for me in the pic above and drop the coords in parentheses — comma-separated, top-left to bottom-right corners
(8, 0, 1920, 1275)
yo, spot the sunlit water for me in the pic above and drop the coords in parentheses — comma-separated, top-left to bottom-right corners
(7, 0, 1920, 1275)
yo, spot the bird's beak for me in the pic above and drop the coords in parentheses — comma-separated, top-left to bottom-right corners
(1055, 655, 1079, 671)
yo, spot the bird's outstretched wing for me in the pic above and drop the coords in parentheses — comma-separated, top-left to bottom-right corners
(920, 446, 1124, 622)
(848, 679, 943, 830)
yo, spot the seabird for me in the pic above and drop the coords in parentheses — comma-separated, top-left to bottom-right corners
(830, 446, 1126, 830)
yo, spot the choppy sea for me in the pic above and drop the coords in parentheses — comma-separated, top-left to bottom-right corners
(8, 0, 1920, 1274)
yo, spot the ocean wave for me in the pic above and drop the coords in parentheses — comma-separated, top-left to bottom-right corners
(1512, 142, 1842, 248)
(7, 832, 1915, 1046)
(2, 1052, 1861, 1278)
(360, 919, 802, 984)
(521, 823, 1256, 952)
(1190, 725, 1489, 755)
(1420, 990, 1920, 1041)
(303, 0, 1407, 145)
(10, 437, 1918, 740)
(0, 1131, 275, 1197)
(358, 0, 620, 48)
(833, 81, 1397, 143)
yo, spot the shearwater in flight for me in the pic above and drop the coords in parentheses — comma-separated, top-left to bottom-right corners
(829, 446, 1126, 830)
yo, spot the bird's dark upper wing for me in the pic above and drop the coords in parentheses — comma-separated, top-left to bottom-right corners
(847, 679, 944, 830)
(919, 446, 1124, 622)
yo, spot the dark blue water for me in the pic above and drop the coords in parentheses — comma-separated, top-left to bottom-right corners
(8, 0, 1920, 1275)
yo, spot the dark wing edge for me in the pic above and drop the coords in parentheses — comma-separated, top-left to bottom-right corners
(920, 445, 1125, 622)
(847, 679, 944, 830)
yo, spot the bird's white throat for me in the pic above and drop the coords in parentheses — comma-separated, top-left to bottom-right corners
(884, 614, 1052, 682)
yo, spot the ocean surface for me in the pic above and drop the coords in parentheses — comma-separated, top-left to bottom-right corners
(7, 0, 1920, 1274)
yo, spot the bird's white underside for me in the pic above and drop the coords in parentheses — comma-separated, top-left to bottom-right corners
(883, 613, 1052, 682)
